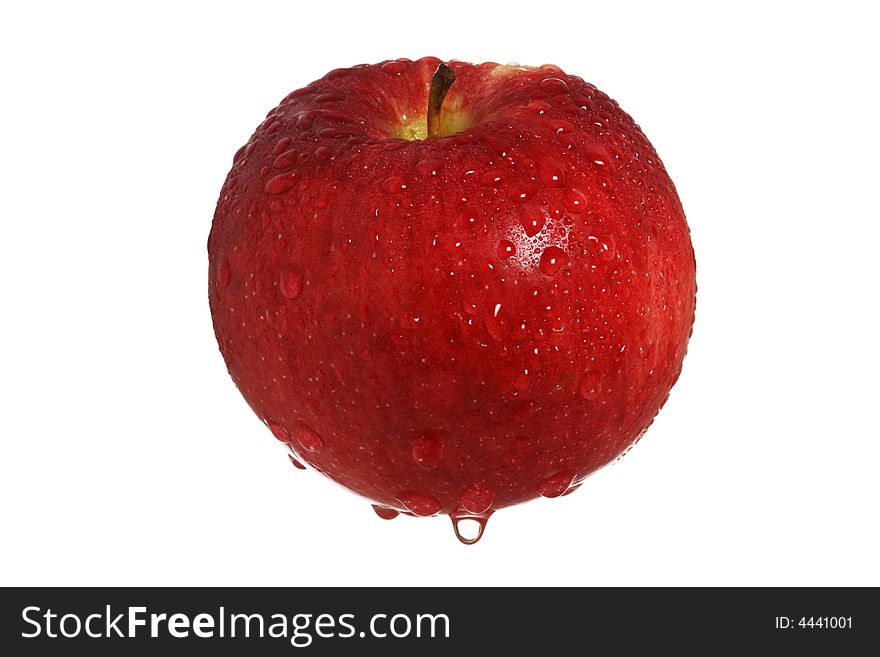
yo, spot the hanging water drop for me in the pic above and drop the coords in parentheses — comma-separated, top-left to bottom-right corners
(372, 504, 400, 520)
(267, 419, 291, 443)
(450, 512, 492, 545)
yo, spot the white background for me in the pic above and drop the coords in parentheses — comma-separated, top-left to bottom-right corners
(1, 1, 878, 586)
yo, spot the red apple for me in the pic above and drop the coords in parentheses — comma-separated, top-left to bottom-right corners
(208, 57, 696, 543)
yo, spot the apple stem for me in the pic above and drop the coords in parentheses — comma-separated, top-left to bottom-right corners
(427, 63, 456, 139)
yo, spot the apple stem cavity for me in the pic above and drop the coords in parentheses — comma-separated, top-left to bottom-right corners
(427, 63, 456, 139)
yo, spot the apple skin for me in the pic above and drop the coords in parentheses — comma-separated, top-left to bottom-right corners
(208, 57, 696, 520)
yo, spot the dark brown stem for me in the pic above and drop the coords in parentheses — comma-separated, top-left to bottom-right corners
(427, 63, 456, 139)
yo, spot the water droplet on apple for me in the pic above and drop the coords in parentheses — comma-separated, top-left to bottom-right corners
(279, 270, 303, 299)
(563, 188, 587, 213)
(547, 118, 575, 134)
(520, 211, 546, 237)
(372, 504, 400, 520)
(399, 314, 420, 330)
(265, 171, 300, 195)
(324, 67, 352, 80)
(539, 246, 570, 276)
(459, 484, 494, 514)
(480, 169, 506, 186)
(272, 136, 291, 156)
(539, 469, 576, 498)
(380, 60, 408, 75)
(288, 454, 306, 470)
(314, 90, 345, 103)
(537, 159, 567, 188)
(381, 175, 407, 193)
(450, 512, 492, 545)
(539, 77, 569, 95)
(596, 233, 616, 261)
(484, 310, 510, 342)
(317, 125, 363, 139)
(511, 318, 530, 342)
(553, 373, 577, 392)
(527, 99, 553, 113)
(296, 424, 324, 452)
(398, 491, 442, 516)
(462, 299, 479, 315)
(415, 158, 442, 177)
(559, 134, 578, 150)
(497, 240, 516, 259)
(411, 435, 444, 469)
(578, 371, 601, 400)
(295, 110, 317, 129)
(514, 370, 531, 391)
(267, 419, 290, 443)
(217, 259, 231, 288)
(584, 143, 616, 174)
(508, 179, 537, 203)
(484, 134, 511, 156)
(574, 94, 596, 112)
(288, 85, 318, 98)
